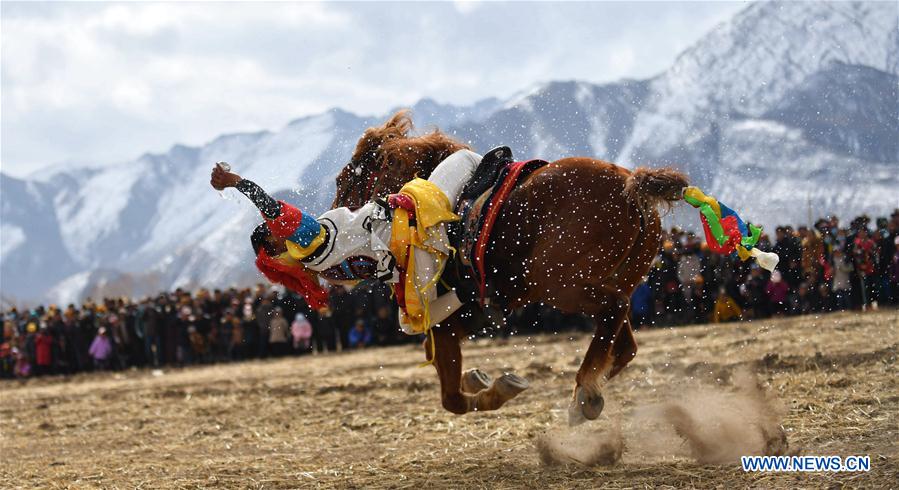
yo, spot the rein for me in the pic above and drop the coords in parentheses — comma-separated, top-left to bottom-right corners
(338, 157, 389, 208)
(365, 163, 386, 200)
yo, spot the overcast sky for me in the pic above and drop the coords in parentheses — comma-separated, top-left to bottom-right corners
(1, 1, 748, 177)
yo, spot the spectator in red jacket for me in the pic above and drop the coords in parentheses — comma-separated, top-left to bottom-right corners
(853, 228, 878, 308)
(34, 325, 54, 376)
(765, 271, 789, 315)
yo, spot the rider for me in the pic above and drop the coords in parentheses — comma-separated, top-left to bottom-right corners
(211, 149, 483, 334)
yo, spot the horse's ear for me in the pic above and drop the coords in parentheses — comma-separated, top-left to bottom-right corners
(383, 110, 412, 138)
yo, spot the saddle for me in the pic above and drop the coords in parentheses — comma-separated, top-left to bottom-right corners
(460, 146, 514, 202)
(444, 147, 549, 307)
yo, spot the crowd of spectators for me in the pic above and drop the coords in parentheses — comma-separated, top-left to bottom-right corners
(1, 282, 402, 379)
(630, 211, 899, 326)
(2, 211, 897, 379)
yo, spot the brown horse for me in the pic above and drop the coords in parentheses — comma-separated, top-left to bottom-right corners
(333, 111, 689, 424)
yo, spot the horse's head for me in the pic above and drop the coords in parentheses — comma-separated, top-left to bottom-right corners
(332, 110, 469, 209)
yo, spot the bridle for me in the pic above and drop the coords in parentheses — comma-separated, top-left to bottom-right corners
(333, 161, 359, 209)
(335, 154, 389, 209)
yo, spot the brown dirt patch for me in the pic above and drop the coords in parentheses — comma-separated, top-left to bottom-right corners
(1, 310, 897, 488)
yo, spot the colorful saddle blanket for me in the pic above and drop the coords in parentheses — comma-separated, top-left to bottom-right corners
(450, 159, 549, 305)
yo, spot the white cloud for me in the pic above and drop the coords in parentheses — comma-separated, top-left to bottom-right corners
(0, 1, 747, 176)
(609, 47, 637, 77)
(453, 1, 483, 15)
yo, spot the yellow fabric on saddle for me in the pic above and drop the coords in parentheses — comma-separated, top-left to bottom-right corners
(389, 178, 460, 340)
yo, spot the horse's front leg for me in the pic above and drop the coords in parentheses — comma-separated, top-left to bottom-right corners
(425, 312, 529, 414)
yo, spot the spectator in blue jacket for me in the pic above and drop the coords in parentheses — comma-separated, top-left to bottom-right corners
(347, 319, 372, 349)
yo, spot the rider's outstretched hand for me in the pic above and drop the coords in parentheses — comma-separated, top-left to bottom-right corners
(211, 165, 242, 190)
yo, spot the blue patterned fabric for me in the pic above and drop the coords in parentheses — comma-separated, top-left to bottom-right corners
(288, 213, 323, 247)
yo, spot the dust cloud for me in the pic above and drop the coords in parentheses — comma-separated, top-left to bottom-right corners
(537, 368, 789, 466)
(536, 426, 624, 466)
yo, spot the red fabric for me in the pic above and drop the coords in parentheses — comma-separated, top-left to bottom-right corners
(266, 201, 304, 239)
(387, 194, 416, 215)
(35, 333, 53, 366)
(255, 249, 329, 309)
(819, 255, 833, 281)
(386, 194, 415, 312)
(853, 237, 877, 276)
(394, 269, 408, 310)
(700, 214, 742, 255)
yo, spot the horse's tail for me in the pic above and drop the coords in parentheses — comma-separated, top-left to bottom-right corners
(623, 167, 690, 215)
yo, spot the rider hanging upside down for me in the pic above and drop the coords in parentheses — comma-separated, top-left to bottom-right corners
(210, 149, 483, 336)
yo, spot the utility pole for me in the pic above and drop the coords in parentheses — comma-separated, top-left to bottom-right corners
(807, 194, 813, 227)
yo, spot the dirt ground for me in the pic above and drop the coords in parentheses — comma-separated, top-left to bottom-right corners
(2, 309, 897, 489)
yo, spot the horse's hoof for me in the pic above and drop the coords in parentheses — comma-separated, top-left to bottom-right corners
(571, 386, 604, 422)
(568, 402, 587, 426)
(494, 373, 530, 399)
(462, 369, 492, 393)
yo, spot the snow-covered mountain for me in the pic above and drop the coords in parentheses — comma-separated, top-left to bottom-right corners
(2, 1, 897, 304)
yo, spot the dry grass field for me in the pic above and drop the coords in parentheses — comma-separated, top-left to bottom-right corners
(2, 310, 897, 488)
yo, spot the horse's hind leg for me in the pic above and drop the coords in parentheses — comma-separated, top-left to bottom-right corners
(461, 368, 492, 393)
(568, 289, 635, 426)
(426, 313, 529, 414)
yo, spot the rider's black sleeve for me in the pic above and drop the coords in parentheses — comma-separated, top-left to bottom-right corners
(235, 179, 282, 219)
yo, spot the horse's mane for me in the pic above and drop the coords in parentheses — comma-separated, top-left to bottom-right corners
(355, 110, 470, 177)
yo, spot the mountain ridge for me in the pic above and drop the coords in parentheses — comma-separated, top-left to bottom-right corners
(2, 1, 897, 304)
